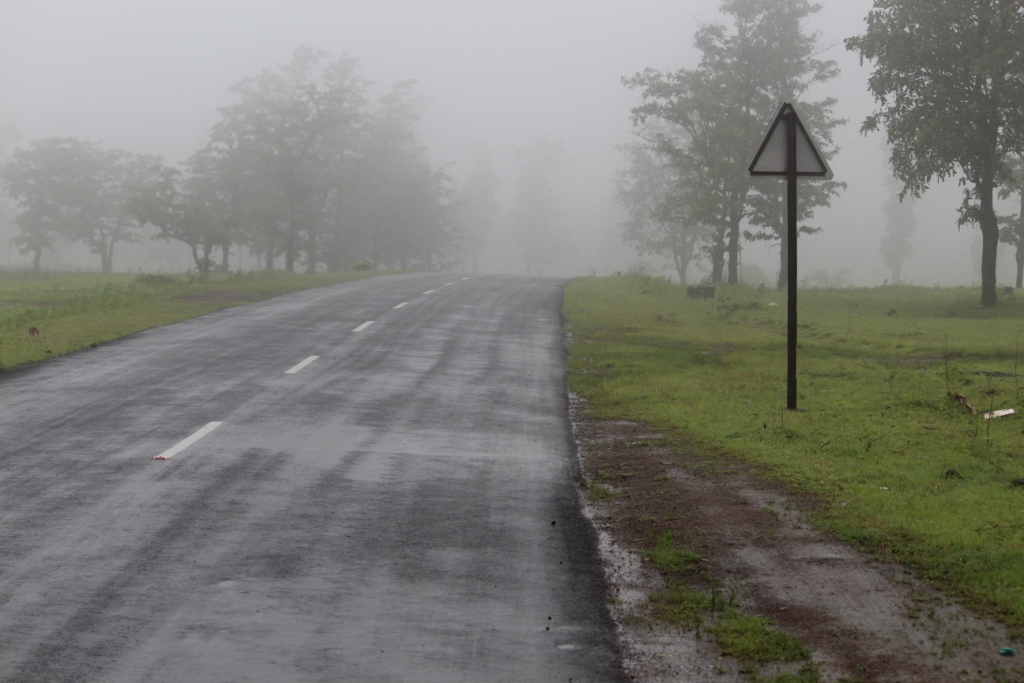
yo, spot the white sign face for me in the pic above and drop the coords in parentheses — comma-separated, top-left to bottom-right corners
(747, 103, 833, 179)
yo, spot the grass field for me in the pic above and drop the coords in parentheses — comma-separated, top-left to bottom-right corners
(0, 269, 385, 369)
(564, 275, 1024, 632)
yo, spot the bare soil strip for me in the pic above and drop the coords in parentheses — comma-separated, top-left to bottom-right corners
(570, 394, 1024, 683)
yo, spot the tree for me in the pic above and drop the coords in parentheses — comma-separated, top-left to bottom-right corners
(625, 0, 844, 286)
(221, 140, 288, 272)
(71, 147, 160, 273)
(879, 175, 917, 284)
(128, 149, 240, 274)
(615, 140, 705, 284)
(510, 136, 568, 276)
(207, 48, 457, 273)
(456, 143, 500, 273)
(0, 125, 20, 257)
(998, 155, 1024, 289)
(354, 82, 460, 271)
(846, 0, 1024, 307)
(1, 138, 157, 273)
(1, 136, 65, 271)
(211, 46, 366, 272)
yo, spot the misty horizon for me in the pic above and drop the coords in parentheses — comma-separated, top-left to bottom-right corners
(1, 0, 1019, 287)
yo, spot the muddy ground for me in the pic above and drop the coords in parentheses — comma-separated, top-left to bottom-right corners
(569, 394, 1024, 683)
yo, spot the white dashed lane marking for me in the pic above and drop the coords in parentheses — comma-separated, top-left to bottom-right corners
(154, 422, 223, 461)
(445, 282, 454, 286)
(423, 290, 435, 294)
(285, 356, 319, 374)
(393, 302, 408, 309)
(353, 321, 374, 332)
(461, 277, 470, 280)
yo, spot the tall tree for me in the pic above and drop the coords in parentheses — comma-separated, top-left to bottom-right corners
(1, 136, 65, 271)
(355, 82, 459, 271)
(456, 143, 500, 273)
(847, 0, 1024, 307)
(510, 136, 568, 276)
(71, 147, 160, 273)
(879, 175, 917, 284)
(615, 140, 705, 284)
(625, 0, 844, 286)
(211, 46, 366, 272)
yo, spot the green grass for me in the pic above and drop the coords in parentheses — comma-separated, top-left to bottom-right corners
(0, 269, 387, 368)
(642, 530, 817, 677)
(581, 477, 615, 501)
(711, 610, 811, 662)
(648, 581, 714, 629)
(647, 531, 702, 572)
(565, 275, 1024, 632)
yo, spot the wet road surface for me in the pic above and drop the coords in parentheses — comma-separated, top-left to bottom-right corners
(0, 274, 624, 682)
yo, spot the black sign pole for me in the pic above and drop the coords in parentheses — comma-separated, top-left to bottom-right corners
(786, 109, 798, 411)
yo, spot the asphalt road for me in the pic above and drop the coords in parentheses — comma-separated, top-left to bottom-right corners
(0, 273, 624, 682)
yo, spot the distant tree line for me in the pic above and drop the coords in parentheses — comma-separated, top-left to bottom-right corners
(618, 0, 1024, 308)
(1, 48, 472, 274)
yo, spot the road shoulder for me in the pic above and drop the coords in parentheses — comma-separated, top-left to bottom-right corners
(570, 394, 1023, 683)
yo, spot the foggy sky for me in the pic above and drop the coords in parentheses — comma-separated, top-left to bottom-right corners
(0, 0, 1015, 285)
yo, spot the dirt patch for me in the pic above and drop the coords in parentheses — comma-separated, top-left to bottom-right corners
(570, 394, 1024, 683)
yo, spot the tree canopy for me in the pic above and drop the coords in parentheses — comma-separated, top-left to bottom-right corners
(1, 138, 159, 272)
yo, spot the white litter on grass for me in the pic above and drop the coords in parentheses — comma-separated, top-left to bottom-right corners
(983, 408, 1015, 420)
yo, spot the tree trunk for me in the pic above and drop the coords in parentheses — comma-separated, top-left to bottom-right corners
(218, 243, 229, 273)
(978, 179, 999, 307)
(32, 248, 41, 273)
(892, 262, 902, 285)
(305, 232, 318, 274)
(284, 224, 296, 273)
(709, 227, 726, 283)
(264, 229, 275, 271)
(192, 243, 214, 274)
(101, 242, 114, 274)
(673, 249, 688, 285)
(727, 217, 740, 284)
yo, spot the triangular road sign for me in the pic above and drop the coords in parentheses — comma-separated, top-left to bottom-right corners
(747, 103, 833, 179)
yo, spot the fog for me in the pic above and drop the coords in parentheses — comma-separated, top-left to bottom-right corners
(0, 0, 1017, 285)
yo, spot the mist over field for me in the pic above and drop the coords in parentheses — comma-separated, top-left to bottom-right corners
(0, 0, 1018, 286)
